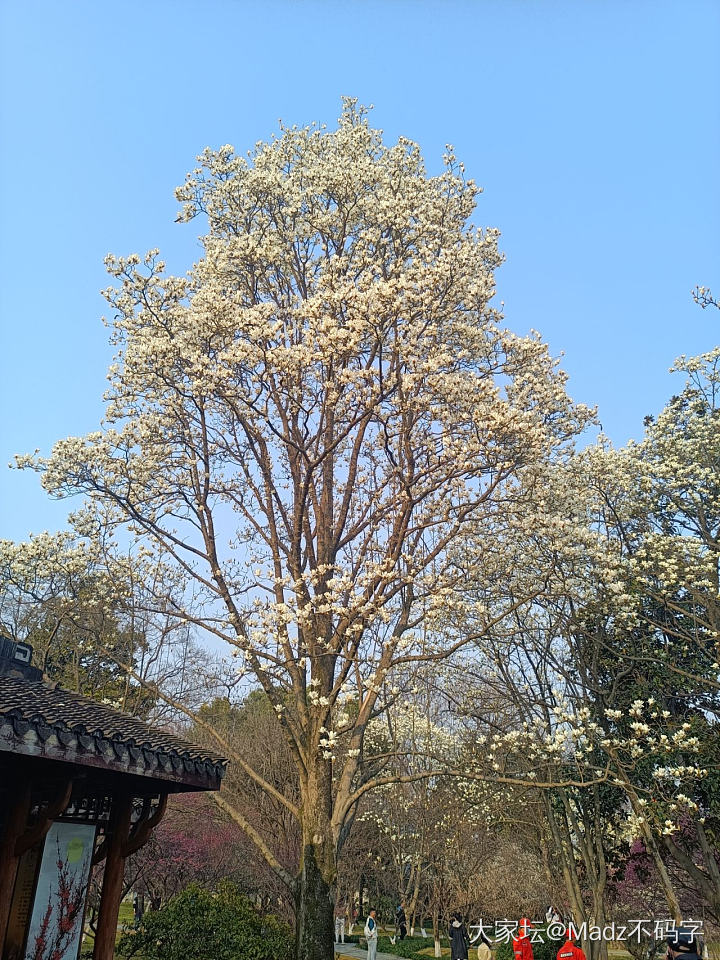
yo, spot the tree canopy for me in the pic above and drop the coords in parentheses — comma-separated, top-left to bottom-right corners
(18, 100, 592, 960)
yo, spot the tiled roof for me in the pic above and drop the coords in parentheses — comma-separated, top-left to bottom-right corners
(0, 675, 227, 791)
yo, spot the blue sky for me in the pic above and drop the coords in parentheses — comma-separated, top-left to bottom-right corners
(1, 0, 718, 542)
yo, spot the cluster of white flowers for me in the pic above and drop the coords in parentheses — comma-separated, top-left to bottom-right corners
(12, 101, 717, 908)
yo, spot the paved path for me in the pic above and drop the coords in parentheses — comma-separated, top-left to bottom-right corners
(334, 943, 398, 960)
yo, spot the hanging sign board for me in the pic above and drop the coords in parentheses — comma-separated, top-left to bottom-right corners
(22, 822, 96, 960)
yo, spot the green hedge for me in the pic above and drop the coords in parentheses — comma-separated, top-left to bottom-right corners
(378, 936, 440, 958)
(362, 934, 449, 959)
(116, 883, 293, 960)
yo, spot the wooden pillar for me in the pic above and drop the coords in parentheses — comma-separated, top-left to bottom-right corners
(93, 794, 133, 960)
(0, 781, 31, 950)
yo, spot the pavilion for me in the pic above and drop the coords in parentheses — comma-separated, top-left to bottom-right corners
(0, 636, 227, 960)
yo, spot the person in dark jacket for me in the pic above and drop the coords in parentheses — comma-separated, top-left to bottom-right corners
(665, 928, 701, 960)
(449, 912, 471, 960)
(396, 903, 407, 941)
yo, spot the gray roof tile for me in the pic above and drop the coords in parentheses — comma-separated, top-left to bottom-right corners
(0, 675, 227, 790)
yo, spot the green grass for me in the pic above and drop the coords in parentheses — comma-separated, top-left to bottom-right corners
(81, 900, 134, 956)
(118, 902, 134, 929)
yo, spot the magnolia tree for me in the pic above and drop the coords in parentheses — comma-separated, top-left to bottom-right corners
(577, 347, 720, 923)
(0, 530, 208, 716)
(452, 342, 720, 946)
(21, 101, 590, 960)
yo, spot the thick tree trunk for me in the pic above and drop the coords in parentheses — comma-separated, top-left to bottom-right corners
(296, 841, 335, 960)
(408, 859, 421, 937)
(588, 889, 609, 960)
(296, 760, 336, 960)
(540, 832, 555, 896)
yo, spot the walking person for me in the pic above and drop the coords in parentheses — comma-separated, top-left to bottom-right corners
(132, 892, 144, 929)
(449, 912, 471, 960)
(335, 902, 347, 944)
(396, 903, 408, 941)
(365, 908, 379, 960)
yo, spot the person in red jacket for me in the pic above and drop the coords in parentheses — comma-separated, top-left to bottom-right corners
(557, 927, 587, 960)
(512, 918, 534, 960)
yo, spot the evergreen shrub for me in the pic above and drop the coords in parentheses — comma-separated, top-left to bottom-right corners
(116, 882, 293, 960)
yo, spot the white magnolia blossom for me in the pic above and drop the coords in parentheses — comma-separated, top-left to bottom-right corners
(11, 102, 629, 946)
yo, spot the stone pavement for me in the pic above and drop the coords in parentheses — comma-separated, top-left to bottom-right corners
(334, 943, 399, 960)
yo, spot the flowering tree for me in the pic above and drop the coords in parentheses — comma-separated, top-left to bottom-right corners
(452, 337, 720, 949)
(580, 346, 720, 922)
(21, 101, 589, 960)
(127, 793, 251, 909)
(0, 530, 217, 719)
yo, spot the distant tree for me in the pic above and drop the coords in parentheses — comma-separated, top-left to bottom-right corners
(0, 529, 220, 722)
(128, 794, 249, 909)
(195, 691, 300, 917)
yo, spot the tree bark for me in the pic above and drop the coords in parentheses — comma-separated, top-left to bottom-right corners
(295, 760, 336, 960)
(408, 858, 422, 937)
(295, 841, 334, 960)
(433, 909, 442, 958)
(539, 831, 554, 896)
